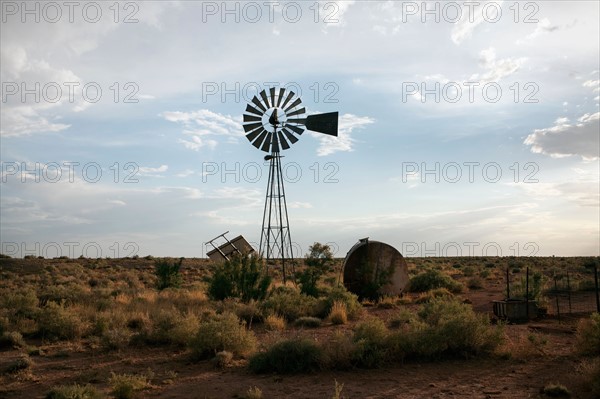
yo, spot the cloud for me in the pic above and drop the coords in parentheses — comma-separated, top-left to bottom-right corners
(163, 109, 242, 151)
(311, 113, 374, 156)
(139, 165, 169, 177)
(470, 47, 526, 83)
(451, 1, 504, 45)
(524, 112, 600, 160)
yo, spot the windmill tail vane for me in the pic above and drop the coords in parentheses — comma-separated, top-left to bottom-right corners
(242, 87, 339, 283)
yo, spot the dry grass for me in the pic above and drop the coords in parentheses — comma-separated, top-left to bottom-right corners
(264, 314, 286, 331)
(328, 301, 348, 325)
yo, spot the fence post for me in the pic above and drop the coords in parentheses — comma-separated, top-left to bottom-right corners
(506, 268, 510, 299)
(566, 270, 572, 314)
(595, 265, 599, 313)
(526, 267, 530, 320)
(554, 275, 560, 323)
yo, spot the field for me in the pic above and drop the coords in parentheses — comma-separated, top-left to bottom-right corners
(1, 255, 599, 399)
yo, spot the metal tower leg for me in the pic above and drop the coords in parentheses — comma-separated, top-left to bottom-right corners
(259, 151, 294, 283)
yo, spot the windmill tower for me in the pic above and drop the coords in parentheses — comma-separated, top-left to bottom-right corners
(242, 87, 338, 282)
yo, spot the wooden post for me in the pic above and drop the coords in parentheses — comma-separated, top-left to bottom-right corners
(594, 265, 600, 313)
(526, 267, 530, 320)
(566, 270, 572, 314)
(506, 268, 510, 299)
(554, 276, 560, 323)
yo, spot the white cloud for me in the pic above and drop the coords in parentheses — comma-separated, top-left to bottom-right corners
(311, 113, 374, 156)
(524, 112, 600, 160)
(163, 109, 243, 151)
(470, 47, 526, 83)
(451, 1, 504, 45)
(583, 79, 600, 93)
(139, 165, 169, 177)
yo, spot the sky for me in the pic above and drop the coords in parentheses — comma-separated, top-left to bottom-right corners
(0, 0, 598, 259)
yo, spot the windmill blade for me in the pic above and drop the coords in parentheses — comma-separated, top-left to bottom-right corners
(285, 124, 304, 135)
(284, 97, 302, 112)
(277, 131, 291, 150)
(286, 107, 305, 117)
(243, 114, 262, 123)
(281, 91, 295, 109)
(282, 128, 299, 144)
(259, 90, 271, 109)
(243, 122, 263, 133)
(252, 130, 269, 150)
(270, 87, 276, 108)
(251, 96, 267, 112)
(286, 118, 307, 125)
(261, 132, 273, 152)
(276, 88, 286, 107)
(246, 104, 264, 116)
(305, 112, 338, 136)
(246, 127, 264, 142)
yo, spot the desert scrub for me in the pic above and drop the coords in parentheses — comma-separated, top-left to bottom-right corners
(0, 331, 26, 349)
(45, 384, 104, 399)
(155, 258, 183, 290)
(264, 313, 286, 331)
(328, 301, 348, 325)
(37, 301, 87, 340)
(109, 372, 152, 399)
(190, 312, 256, 360)
(294, 316, 322, 328)
(260, 287, 319, 321)
(387, 298, 503, 361)
(352, 317, 389, 368)
(408, 268, 463, 293)
(414, 287, 454, 304)
(206, 254, 271, 302)
(248, 337, 324, 374)
(576, 313, 600, 355)
(317, 286, 362, 320)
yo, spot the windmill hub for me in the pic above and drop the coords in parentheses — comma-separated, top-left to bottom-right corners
(242, 87, 339, 282)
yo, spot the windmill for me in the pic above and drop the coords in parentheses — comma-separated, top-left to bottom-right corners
(242, 87, 338, 282)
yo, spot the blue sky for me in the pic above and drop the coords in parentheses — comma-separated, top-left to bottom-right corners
(1, 1, 598, 258)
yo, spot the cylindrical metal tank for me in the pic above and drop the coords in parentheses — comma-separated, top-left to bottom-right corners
(342, 238, 409, 298)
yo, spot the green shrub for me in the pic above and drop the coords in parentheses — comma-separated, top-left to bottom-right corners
(190, 312, 256, 360)
(155, 258, 183, 290)
(542, 383, 571, 397)
(408, 269, 463, 293)
(207, 254, 271, 302)
(415, 287, 454, 303)
(576, 313, 600, 356)
(37, 302, 86, 340)
(248, 338, 323, 374)
(352, 318, 389, 368)
(298, 243, 334, 297)
(212, 351, 233, 368)
(261, 287, 318, 321)
(322, 331, 354, 370)
(316, 286, 362, 320)
(387, 298, 503, 361)
(1, 287, 39, 322)
(46, 384, 104, 399)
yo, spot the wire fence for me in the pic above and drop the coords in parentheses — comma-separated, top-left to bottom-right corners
(502, 264, 599, 319)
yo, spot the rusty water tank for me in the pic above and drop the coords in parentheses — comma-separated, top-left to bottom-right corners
(342, 238, 409, 298)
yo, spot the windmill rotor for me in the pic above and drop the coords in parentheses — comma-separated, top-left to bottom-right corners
(242, 88, 338, 153)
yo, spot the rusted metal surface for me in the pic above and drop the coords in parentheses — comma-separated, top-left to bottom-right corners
(342, 239, 409, 297)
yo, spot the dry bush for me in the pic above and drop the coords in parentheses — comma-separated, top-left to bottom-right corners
(414, 287, 454, 304)
(37, 302, 87, 340)
(322, 331, 354, 370)
(264, 314, 286, 331)
(190, 312, 256, 360)
(498, 331, 548, 360)
(109, 372, 151, 399)
(576, 313, 600, 356)
(248, 337, 324, 374)
(260, 287, 319, 321)
(328, 301, 348, 325)
(212, 350, 234, 368)
(0, 331, 26, 349)
(294, 316, 322, 328)
(45, 383, 104, 399)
